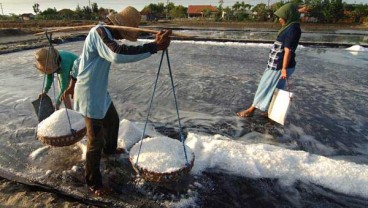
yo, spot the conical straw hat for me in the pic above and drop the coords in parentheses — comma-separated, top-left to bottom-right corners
(107, 6, 141, 41)
(35, 47, 59, 74)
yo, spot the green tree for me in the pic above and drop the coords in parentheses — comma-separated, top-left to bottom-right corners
(349, 3, 368, 23)
(223, 6, 234, 20)
(252, 3, 269, 21)
(291, 0, 304, 4)
(169, 5, 187, 18)
(203, 8, 212, 18)
(91, 3, 98, 13)
(143, 3, 165, 18)
(39, 7, 58, 19)
(239, 2, 252, 21)
(219, 0, 224, 10)
(305, 0, 345, 23)
(82, 5, 93, 19)
(75, 4, 83, 19)
(166, 2, 175, 18)
(232, 1, 241, 11)
(33, 3, 40, 14)
(322, 0, 344, 23)
(0, 13, 19, 20)
(58, 8, 74, 20)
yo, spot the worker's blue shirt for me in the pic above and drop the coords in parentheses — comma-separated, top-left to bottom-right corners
(74, 24, 157, 119)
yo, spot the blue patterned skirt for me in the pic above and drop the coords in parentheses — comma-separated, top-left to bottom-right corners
(252, 67, 295, 111)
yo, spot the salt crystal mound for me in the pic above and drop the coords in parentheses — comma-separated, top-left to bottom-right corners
(130, 136, 194, 173)
(346, 45, 368, 51)
(37, 109, 85, 137)
(117, 119, 143, 150)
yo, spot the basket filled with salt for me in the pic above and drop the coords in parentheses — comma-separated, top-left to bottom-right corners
(129, 136, 195, 183)
(37, 108, 86, 147)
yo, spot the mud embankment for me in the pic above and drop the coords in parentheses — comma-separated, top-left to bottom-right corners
(0, 28, 87, 55)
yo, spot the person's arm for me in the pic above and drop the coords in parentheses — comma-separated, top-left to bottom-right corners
(93, 27, 170, 64)
(62, 76, 76, 108)
(280, 47, 292, 79)
(281, 26, 301, 79)
(44, 73, 53, 93)
(62, 55, 79, 105)
(70, 57, 80, 79)
(55, 70, 70, 108)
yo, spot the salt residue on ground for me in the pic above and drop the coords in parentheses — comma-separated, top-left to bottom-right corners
(172, 40, 273, 48)
(136, 39, 273, 48)
(26, 116, 368, 206)
(28, 146, 50, 160)
(346, 45, 368, 51)
(117, 120, 368, 199)
(185, 132, 368, 199)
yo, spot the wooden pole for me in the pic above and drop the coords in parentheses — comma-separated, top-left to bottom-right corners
(0, 3, 3, 15)
(34, 24, 194, 38)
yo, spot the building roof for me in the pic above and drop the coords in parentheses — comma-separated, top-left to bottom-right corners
(21, 13, 34, 17)
(187, 5, 218, 14)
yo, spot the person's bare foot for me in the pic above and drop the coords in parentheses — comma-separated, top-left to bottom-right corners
(89, 186, 109, 197)
(237, 109, 254, 118)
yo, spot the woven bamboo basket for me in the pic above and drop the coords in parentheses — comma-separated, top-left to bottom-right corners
(37, 127, 86, 147)
(130, 153, 194, 183)
(129, 137, 195, 183)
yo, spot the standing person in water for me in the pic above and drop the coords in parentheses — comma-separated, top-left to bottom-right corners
(63, 6, 171, 196)
(35, 47, 78, 109)
(237, 3, 305, 118)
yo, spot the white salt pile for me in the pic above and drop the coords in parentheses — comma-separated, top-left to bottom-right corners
(185, 132, 368, 199)
(117, 119, 161, 151)
(130, 136, 194, 173)
(117, 119, 144, 150)
(37, 108, 85, 137)
(346, 45, 368, 51)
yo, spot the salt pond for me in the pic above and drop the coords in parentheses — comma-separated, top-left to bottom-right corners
(0, 39, 367, 207)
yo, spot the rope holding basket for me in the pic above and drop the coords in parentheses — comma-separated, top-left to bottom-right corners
(34, 32, 86, 147)
(131, 50, 194, 183)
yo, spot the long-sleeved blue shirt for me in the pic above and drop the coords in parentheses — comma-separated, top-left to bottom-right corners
(74, 24, 158, 119)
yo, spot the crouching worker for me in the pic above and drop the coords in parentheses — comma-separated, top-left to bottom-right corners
(63, 6, 172, 196)
(35, 47, 78, 109)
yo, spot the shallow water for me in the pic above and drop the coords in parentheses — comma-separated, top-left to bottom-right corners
(177, 29, 368, 45)
(0, 39, 367, 207)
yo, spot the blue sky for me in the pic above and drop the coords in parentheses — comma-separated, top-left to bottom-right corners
(1, 0, 366, 15)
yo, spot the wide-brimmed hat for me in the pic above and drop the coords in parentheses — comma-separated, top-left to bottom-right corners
(35, 47, 59, 74)
(107, 6, 141, 41)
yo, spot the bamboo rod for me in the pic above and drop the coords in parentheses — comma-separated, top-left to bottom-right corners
(34, 24, 194, 38)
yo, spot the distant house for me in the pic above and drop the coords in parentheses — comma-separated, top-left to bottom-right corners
(187, 5, 218, 18)
(21, 13, 35, 21)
